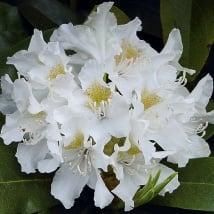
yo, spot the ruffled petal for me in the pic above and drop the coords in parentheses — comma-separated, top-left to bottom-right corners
(51, 2, 119, 62)
(190, 74, 213, 109)
(16, 140, 49, 173)
(152, 164, 180, 195)
(7, 51, 39, 76)
(51, 165, 89, 208)
(28, 29, 46, 53)
(38, 156, 60, 173)
(161, 28, 195, 75)
(112, 173, 138, 211)
(0, 111, 23, 145)
(94, 172, 114, 208)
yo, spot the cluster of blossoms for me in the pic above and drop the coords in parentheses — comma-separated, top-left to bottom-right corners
(0, 2, 213, 211)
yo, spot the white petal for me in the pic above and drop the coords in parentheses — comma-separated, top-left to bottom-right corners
(153, 120, 210, 167)
(160, 29, 195, 75)
(47, 140, 62, 160)
(87, 169, 97, 189)
(0, 112, 23, 145)
(1, 74, 13, 95)
(1, 125, 23, 145)
(51, 165, 89, 208)
(116, 17, 142, 42)
(46, 123, 62, 141)
(7, 51, 39, 76)
(12, 79, 30, 112)
(190, 74, 213, 108)
(167, 135, 210, 167)
(112, 173, 138, 211)
(107, 94, 130, 137)
(51, 2, 119, 62)
(38, 156, 60, 173)
(139, 140, 156, 164)
(161, 28, 182, 59)
(0, 74, 16, 114)
(12, 79, 42, 114)
(28, 29, 46, 53)
(94, 172, 114, 209)
(78, 60, 105, 89)
(153, 164, 180, 195)
(0, 95, 16, 115)
(16, 140, 49, 173)
(91, 148, 110, 172)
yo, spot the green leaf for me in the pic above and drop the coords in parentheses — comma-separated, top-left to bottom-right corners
(134, 171, 177, 207)
(110, 6, 130, 25)
(205, 99, 214, 140)
(19, 0, 78, 30)
(0, 27, 57, 213)
(160, 0, 214, 81)
(153, 173, 177, 195)
(153, 157, 214, 211)
(0, 3, 27, 51)
(0, 116, 57, 213)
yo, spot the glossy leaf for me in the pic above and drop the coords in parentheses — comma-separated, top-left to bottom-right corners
(19, 0, 78, 30)
(110, 6, 130, 25)
(0, 116, 57, 213)
(153, 157, 214, 211)
(0, 3, 27, 51)
(160, 0, 214, 81)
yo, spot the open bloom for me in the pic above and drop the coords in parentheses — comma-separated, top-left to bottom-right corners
(7, 29, 72, 89)
(50, 122, 113, 209)
(110, 139, 179, 211)
(0, 1, 213, 211)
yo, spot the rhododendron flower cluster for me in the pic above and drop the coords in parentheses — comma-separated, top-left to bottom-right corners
(0, 2, 213, 211)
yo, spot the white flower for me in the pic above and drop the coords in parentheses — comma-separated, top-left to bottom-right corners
(0, 74, 16, 114)
(0, 1, 213, 211)
(51, 126, 113, 209)
(0, 76, 61, 173)
(7, 29, 72, 89)
(147, 74, 213, 167)
(51, 2, 120, 64)
(110, 139, 179, 211)
(78, 60, 130, 142)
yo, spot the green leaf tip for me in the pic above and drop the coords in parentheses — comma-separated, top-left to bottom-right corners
(134, 171, 177, 208)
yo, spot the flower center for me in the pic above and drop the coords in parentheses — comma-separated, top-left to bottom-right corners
(127, 144, 141, 155)
(141, 90, 161, 110)
(63, 133, 93, 176)
(48, 64, 65, 80)
(32, 111, 46, 123)
(86, 83, 111, 107)
(115, 41, 141, 65)
(65, 148, 92, 176)
(64, 132, 84, 150)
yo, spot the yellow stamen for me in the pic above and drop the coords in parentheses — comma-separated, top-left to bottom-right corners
(141, 90, 161, 110)
(48, 64, 65, 80)
(86, 83, 111, 106)
(115, 41, 141, 64)
(127, 144, 141, 155)
(33, 111, 46, 123)
(64, 132, 84, 150)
